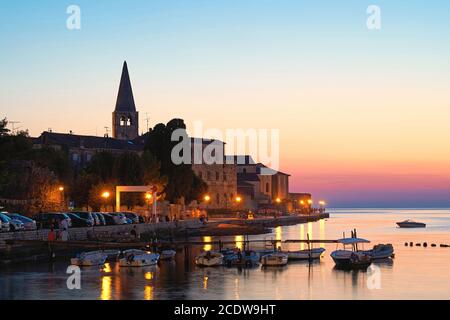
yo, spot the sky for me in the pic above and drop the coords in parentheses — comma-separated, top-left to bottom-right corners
(1, 0, 450, 207)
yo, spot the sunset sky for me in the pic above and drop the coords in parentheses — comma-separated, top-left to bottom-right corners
(1, 0, 450, 207)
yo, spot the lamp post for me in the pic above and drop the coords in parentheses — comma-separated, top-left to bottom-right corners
(318, 200, 326, 213)
(58, 186, 65, 211)
(101, 191, 110, 212)
(145, 192, 152, 212)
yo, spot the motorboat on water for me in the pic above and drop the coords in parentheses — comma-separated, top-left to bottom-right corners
(260, 253, 288, 267)
(283, 247, 326, 260)
(396, 220, 426, 228)
(195, 251, 224, 267)
(330, 237, 372, 270)
(119, 249, 160, 267)
(160, 249, 176, 261)
(71, 251, 108, 266)
(362, 244, 394, 259)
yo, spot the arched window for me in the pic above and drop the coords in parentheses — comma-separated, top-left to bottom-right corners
(120, 116, 127, 126)
(126, 116, 132, 126)
(266, 182, 270, 193)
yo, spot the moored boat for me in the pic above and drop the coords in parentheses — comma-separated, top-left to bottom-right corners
(260, 253, 288, 267)
(362, 244, 394, 259)
(119, 249, 160, 267)
(160, 249, 176, 261)
(330, 237, 372, 270)
(103, 249, 121, 261)
(195, 251, 224, 267)
(396, 220, 426, 228)
(284, 247, 326, 260)
(70, 250, 108, 267)
(223, 250, 260, 267)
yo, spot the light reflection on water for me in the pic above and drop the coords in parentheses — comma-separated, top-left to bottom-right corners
(1, 209, 450, 300)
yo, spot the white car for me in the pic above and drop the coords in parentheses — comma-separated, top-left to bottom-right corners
(5, 213, 37, 231)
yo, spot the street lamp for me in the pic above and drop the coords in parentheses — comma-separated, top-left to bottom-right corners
(58, 186, 64, 192)
(235, 196, 242, 203)
(275, 197, 281, 204)
(204, 195, 211, 202)
(101, 191, 110, 212)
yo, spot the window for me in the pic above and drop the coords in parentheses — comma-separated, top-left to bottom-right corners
(198, 172, 203, 179)
(120, 116, 127, 126)
(243, 168, 247, 173)
(223, 173, 227, 181)
(72, 153, 80, 162)
(216, 193, 220, 205)
(216, 172, 220, 181)
(207, 171, 212, 180)
(266, 183, 270, 193)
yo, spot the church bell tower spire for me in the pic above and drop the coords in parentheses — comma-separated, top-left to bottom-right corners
(112, 61, 139, 140)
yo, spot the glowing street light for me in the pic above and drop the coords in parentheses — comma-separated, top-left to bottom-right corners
(276, 197, 281, 204)
(145, 193, 153, 200)
(235, 196, 242, 203)
(204, 195, 211, 202)
(307, 199, 313, 205)
(58, 186, 64, 192)
(102, 191, 110, 199)
(318, 200, 326, 207)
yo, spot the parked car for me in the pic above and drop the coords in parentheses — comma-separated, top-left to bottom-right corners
(4, 213, 35, 230)
(92, 212, 106, 226)
(0, 213, 24, 231)
(70, 212, 95, 226)
(0, 213, 11, 232)
(32, 213, 72, 229)
(122, 212, 140, 224)
(100, 213, 117, 226)
(66, 213, 94, 227)
(108, 213, 128, 225)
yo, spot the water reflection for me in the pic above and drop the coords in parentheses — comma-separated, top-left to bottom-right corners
(203, 236, 212, 251)
(235, 235, 244, 250)
(101, 276, 112, 300)
(300, 225, 305, 250)
(144, 285, 153, 300)
(319, 219, 325, 248)
(203, 276, 209, 290)
(275, 226, 282, 248)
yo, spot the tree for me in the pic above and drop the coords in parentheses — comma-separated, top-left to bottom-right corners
(88, 182, 115, 212)
(0, 118, 9, 137)
(143, 119, 208, 204)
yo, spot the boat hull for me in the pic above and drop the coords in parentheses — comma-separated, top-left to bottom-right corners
(160, 250, 176, 261)
(261, 253, 288, 266)
(397, 222, 426, 228)
(331, 250, 372, 270)
(195, 252, 224, 267)
(284, 248, 326, 260)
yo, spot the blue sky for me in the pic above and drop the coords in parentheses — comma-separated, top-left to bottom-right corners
(1, 1, 450, 207)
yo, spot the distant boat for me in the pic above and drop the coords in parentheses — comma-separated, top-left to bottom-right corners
(283, 248, 326, 260)
(331, 237, 372, 270)
(160, 250, 176, 261)
(223, 250, 260, 267)
(119, 249, 159, 267)
(71, 251, 107, 267)
(397, 220, 426, 228)
(195, 251, 224, 267)
(261, 253, 288, 267)
(362, 244, 394, 259)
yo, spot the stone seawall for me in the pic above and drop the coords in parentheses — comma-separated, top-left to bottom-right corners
(0, 220, 204, 250)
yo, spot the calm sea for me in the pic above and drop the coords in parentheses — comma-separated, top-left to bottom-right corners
(1, 208, 450, 300)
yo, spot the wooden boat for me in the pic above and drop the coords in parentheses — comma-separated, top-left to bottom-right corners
(362, 244, 394, 259)
(396, 220, 426, 228)
(160, 249, 176, 261)
(119, 249, 159, 267)
(283, 247, 326, 260)
(70, 250, 107, 266)
(195, 251, 224, 267)
(260, 253, 288, 266)
(331, 237, 372, 270)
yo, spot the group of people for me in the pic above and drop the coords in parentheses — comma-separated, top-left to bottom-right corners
(47, 219, 70, 242)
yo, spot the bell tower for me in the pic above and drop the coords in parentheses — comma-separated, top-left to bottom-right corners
(112, 61, 139, 140)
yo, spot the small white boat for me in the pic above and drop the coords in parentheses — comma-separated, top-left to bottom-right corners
(160, 249, 176, 261)
(195, 251, 224, 267)
(284, 247, 326, 260)
(363, 244, 394, 259)
(397, 220, 426, 228)
(119, 249, 160, 267)
(260, 253, 288, 266)
(71, 251, 108, 266)
(103, 249, 121, 261)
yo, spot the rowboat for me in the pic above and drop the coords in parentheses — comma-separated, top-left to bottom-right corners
(119, 249, 159, 267)
(195, 251, 224, 267)
(396, 220, 426, 228)
(70, 251, 108, 267)
(283, 247, 326, 260)
(260, 253, 288, 267)
(160, 249, 176, 261)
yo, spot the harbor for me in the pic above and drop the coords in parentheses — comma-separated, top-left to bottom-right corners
(1, 208, 450, 300)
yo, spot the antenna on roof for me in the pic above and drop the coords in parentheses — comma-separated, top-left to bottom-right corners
(145, 113, 150, 133)
(104, 126, 109, 138)
(8, 121, 22, 134)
